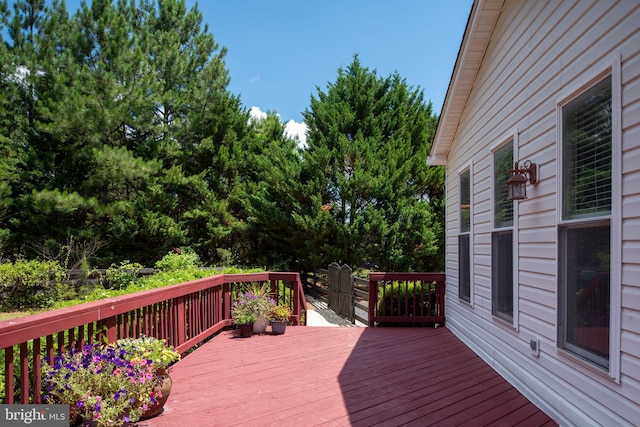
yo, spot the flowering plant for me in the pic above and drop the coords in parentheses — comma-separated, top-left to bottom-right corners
(43, 343, 159, 427)
(269, 304, 292, 322)
(232, 283, 276, 325)
(115, 336, 180, 372)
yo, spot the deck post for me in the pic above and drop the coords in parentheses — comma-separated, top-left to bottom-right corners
(368, 278, 376, 326)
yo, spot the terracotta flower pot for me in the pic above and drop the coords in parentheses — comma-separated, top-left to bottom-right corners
(141, 369, 173, 420)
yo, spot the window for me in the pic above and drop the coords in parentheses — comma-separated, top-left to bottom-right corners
(492, 141, 513, 323)
(559, 76, 612, 370)
(459, 169, 471, 302)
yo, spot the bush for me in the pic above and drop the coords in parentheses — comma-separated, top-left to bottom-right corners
(105, 260, 142, 290)
(0, 260, 67, 309)
(377, 281, 437, 323)
(154, 248, 201, 271)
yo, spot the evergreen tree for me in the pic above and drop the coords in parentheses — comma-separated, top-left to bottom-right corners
(237, 113, 308, 269)
(1, 0, 248, 265)
(0, 0, 20, 249)
(302, 55, 444, 271)
(0, 4, 446, 272)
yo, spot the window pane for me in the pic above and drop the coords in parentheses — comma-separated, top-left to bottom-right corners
(560, 223, 610, 368)
(492, 230, 513, 323)
(562, 77, 612, 220)
(458, 234, 470, 302)
(460, 170, 471, 233)
(494, 141, 513, 228)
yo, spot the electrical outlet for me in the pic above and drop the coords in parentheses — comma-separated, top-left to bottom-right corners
(530, 337, 540, 357)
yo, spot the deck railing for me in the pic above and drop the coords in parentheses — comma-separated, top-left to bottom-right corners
(0, 271, 306, 404)
(368, 272, 446, 326)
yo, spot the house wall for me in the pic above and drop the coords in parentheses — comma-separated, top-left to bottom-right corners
(444, 1, 640, 425)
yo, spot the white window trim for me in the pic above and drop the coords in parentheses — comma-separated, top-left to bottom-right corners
(490, 132, 519, 329)
(555, 57, 621, 382)
(513, 131, 520, 331)
(458, 163, 474, 306)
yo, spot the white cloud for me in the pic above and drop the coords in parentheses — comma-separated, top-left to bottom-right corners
(249, 106, 308, 148)
(249, 74, 261, 84)
(249, 106, 267, 122)
(284, 119, 308, 148)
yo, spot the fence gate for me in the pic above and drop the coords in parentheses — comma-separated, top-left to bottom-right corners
(328, 262, 354, 322)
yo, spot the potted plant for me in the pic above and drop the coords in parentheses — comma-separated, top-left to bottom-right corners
(114, 336, 181, 419)
(232, 291, 260, 337)
(43, 343, 158, 427)
(269, 304, 292, 335)
(236, 283, 277, 334)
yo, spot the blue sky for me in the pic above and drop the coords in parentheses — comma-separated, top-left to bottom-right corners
(206, 1, 473, 123)
(6, 0, 473, 141)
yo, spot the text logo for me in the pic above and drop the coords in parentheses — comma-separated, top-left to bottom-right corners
(0, 405, 68, 426)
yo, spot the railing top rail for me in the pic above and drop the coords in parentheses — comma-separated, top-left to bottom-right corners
(0, 275, 224, 346)
(0, 272, 301, 347)
(369, 272, 446, 281)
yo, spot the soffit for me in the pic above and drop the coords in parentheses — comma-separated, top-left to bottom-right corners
(428, 0, 504, 165)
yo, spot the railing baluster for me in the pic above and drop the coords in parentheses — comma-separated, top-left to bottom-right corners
(68, 327, 75, 350)
(177, 296, 186, 347)
(4, 346, 14, 403)
(46, 335, 54, 367)
(57, 331, 64, 354)
(32, 338, 41, 404)
(19, 342, 28, 403)
(77, 325, 85, 349)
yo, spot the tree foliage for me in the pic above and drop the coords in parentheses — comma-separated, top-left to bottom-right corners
(1, 0, 246, 265)
(0, 3, 444, 272)
(302, 56, 444, 271)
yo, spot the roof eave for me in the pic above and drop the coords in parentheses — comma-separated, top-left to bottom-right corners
(428, 0, 504, 166)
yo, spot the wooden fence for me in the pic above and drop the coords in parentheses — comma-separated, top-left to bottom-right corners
(305, 268, 329, 299)
(353, 276, 369, 325)
(327, 263, 353, 321)
(0, 272, 305, 404)
(305, 266, 445, 327)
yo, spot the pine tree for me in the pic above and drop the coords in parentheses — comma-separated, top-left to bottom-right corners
(238, 113, 307, 269)
(1, 0, 248, 265)
(302, 55, 444, 271)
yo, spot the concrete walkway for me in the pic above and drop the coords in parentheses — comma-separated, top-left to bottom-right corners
(305, 295, 361, 327)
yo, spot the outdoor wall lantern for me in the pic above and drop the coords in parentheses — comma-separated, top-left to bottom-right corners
(506, 160, 537, 201)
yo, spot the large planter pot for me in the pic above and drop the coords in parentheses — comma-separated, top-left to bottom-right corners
(141, 369, 173, 420)
(271, 320, 288, 335)
(75, 411, 130, 427)
(237, 323, 253, 338)
(253, 316, 268, 334)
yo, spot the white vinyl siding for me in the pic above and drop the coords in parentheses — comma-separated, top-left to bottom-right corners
(440, 1, 640, 425)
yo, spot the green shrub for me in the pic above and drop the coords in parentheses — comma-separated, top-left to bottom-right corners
(377, 281, 437, 320)
(105, 260, 142, 290)
(0, 260, 67, 309)
(154, 248, 201, 271)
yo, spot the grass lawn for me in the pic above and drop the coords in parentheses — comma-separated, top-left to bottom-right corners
(0, 311, 34, 322)
(0, 266, 262, 324)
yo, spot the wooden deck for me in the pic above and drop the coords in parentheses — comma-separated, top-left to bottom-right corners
(137, 326, 557, 427)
